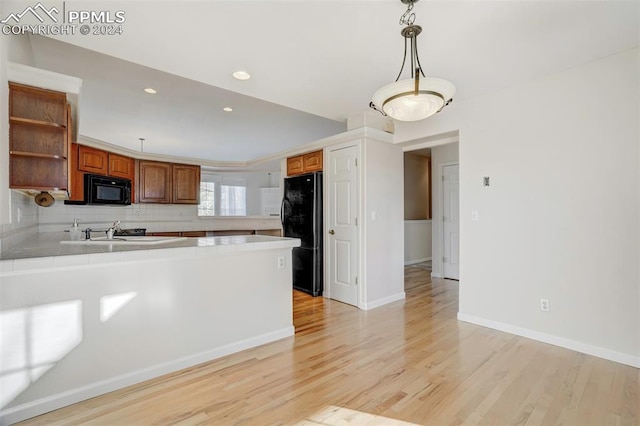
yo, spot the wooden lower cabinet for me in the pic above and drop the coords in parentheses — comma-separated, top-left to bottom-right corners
(149, 230, 280, 237)
(182, 231, 207, 237)
(149, 231, 206, 237)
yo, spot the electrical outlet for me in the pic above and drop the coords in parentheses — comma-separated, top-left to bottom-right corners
(278, 256, 285, 269)
(540, 298, 550, 312)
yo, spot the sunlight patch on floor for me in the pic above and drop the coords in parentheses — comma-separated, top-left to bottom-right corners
(294, 405, 421, 426)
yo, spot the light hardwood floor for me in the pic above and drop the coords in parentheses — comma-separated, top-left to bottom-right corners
(18, 269, 639, 425)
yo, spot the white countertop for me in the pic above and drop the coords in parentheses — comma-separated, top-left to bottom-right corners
(0, 233, 301, 272)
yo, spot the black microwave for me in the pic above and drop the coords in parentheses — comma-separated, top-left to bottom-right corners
(83, 174, 131, 205)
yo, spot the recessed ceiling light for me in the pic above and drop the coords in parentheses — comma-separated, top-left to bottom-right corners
(144, 88, 157, 94)
(223, 107, 233, 112)
(232, 71, 251, 81)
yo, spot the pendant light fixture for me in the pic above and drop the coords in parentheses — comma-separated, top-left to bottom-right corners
(370, 0, 455, 122)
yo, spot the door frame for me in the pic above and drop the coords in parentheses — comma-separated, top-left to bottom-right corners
(323, 140, 362, 308)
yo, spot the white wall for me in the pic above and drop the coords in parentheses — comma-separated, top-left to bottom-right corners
(0, 34, 39, 251)
(363, 136, 405, 308)
(0, 243, 295, 423)
(404, 220, 432, 265)
(394, 48, 640, 366)
(430, 142, 459, 278)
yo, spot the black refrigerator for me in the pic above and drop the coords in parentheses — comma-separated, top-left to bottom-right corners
(281, 172, 323, 296)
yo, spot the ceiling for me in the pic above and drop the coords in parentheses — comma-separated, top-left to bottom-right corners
(8, 1, 640, 165)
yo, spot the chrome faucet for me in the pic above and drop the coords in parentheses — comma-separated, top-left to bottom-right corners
(106, 221, 122, 240)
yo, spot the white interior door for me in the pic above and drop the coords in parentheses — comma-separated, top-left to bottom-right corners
(327, 145, 359, 306)
(442, 164, 460, 280)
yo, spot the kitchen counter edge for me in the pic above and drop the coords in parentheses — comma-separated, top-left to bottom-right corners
(0, 235, 301, 274)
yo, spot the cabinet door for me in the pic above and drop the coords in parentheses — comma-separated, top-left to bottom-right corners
(138, 161, 172, 203)
(149, 232, 182, 237)
(68, 143, 85, 201)
(303, 150, 323, 172)
(172, 164, 200, 204)
(108, 153, 134, 180)
(78, 145, 108, 175)
(287, 155, 304, 176)
(182, 231, 206, 237)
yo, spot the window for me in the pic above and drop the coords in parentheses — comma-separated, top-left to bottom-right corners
(198, 176, 247, 217)
(220, 185, 246, 216)
(198, 182, 216, 216)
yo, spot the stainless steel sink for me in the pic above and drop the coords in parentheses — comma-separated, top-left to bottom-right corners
(61, 236, 188, 245)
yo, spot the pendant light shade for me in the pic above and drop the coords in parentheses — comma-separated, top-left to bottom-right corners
(372, 77, 456, 122)
(370, 0, 455, 122)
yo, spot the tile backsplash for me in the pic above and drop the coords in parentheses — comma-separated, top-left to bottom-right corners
(38, 203, 199, 233)
(0, 191, 39, 252)
(37, 202, 282, 234)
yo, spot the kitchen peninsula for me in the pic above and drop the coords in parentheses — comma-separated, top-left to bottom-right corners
(0, 234, 300, 424)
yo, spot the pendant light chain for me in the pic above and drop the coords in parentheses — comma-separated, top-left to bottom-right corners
(399, 1, 416, 26)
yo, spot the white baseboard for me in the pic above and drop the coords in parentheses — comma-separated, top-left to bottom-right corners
(404, 257, 432, 266)
(431, 272, 442, 278)
(457, 313, 640, 368)
(362, 292, 405, 310)
(0, 327, 295, 425)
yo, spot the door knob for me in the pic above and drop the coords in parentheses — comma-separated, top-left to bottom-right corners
(329, 229, 335, 235)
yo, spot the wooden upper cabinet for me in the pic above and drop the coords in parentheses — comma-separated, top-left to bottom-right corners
(303, 150, 323, 172)
(287, 150, 323, 176)
(137, 161, 200, 204)
(68, 143, 84, 201)
(9, 83, 66, 125)
(78, 145, 108, 175)
(172, 164, 200, 204)
(287, 155, 304, 176)
(109, 153, 134, 180)
(138, 161, 172, 204)
(68, 145, 135, 202)
(8, 83, 69, 190)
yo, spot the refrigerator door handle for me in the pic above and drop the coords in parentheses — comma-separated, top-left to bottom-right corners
(280, 198, 286, 227)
